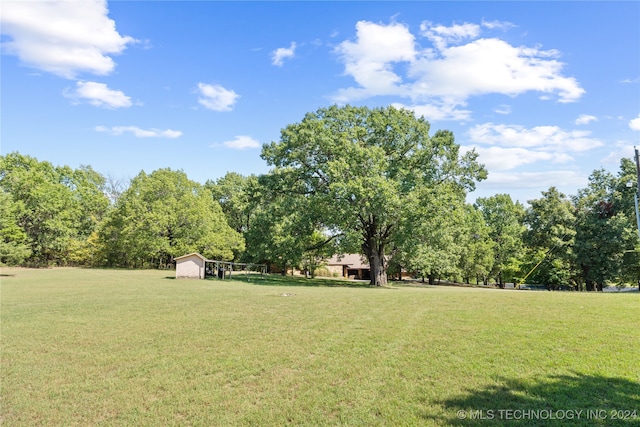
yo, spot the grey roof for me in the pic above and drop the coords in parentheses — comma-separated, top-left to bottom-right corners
(326, 254, 369, 269)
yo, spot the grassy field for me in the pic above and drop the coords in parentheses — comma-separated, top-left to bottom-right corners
(1, 268, 639, 426)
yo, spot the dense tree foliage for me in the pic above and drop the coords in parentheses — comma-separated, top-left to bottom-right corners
(475, 194, 526, 287)
(206, 172, 258, 234)
(523, 187, 576, 290)
(396, 184, 468, 285)
(0, 191, 32, 265)
(240, 172, 340, 276)
(261, 105, 486, 286)
(2, 127, 638, 291)
(572, 168, 637, 291)
(0, 153, 108, 266)
(99, 169, 244, 268)
(457, 204, 495, 285)
(242, 186, 310, 273)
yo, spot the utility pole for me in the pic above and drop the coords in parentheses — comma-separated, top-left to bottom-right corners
(634, 147, 640, 239)
(635, 147, 640, 291)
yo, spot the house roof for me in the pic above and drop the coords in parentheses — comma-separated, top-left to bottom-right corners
(326, 254, 369, 269)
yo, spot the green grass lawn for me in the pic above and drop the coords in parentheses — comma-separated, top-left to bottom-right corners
(2, 268, 639, 426)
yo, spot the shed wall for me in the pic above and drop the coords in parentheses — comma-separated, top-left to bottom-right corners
(176, 256, 205, 279)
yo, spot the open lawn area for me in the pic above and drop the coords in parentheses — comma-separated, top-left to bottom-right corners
(2, 268, 639, 426)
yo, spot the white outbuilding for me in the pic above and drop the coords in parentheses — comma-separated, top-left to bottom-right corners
(175, 253, 207, 279)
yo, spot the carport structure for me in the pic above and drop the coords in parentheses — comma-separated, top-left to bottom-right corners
(175, 253, 266, 280)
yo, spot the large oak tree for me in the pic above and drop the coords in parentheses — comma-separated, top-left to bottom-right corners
(261, 105, 486, 286)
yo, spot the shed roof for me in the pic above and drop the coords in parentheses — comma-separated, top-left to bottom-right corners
(174, 252, 207, 261)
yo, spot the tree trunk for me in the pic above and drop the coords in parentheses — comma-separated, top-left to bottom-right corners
(368, 251, 387, 286)
(585, 279, 594, 291)
(361, 215, 390, 287)
(582, 264, 594, 291)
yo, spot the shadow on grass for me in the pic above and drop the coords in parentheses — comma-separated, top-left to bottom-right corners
(211, 274, 375, 289)
(429, 372, 640, 426)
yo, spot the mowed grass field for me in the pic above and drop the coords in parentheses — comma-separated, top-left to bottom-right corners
(1, 268, 639, 426)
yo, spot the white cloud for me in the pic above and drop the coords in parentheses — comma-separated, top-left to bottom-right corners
(392, 101, 472, 121)
(464, 122, 603, 176)
(64, 81, 132, 108)
(481, 19, 516, 31)
(463, 145, 572, 171)
(271, 42, 296, 66)
(218, 135, 261, 150)
(493, 104, 512, 115)
(481, 170, 587, 190)
(332, 20, 585, 119)
(333, 21, 416, 101)
(420, 21, 480, 50)
(197, 83, 239, 111)
(468, 123, 602, 152)
(575, 114, 598, 125)
(96, 126, 182, 138)
(630, 114, 640, 131)
(469, 169, 589, 204)
(601, 142, 636, 166)
(409, 38, 583, 102)
(0, 0, 135, 78)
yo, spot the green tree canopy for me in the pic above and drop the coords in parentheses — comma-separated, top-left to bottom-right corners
(261, 105, 486, 286)
(242, 171, 340, 274)
(523, 187, 576, 290)
(99, 169, 244, 267)
(0, 152, 109, 266)
(573, 164, 638, 291)
(0, 191, 32, 265)
(475, 194, 525, 287)
(396, 184, 468, 285)
(457, 204, 495, 285)
(206, 172, 258, 234)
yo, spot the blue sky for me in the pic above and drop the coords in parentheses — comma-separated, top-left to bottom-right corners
(2, 1, 639, 204)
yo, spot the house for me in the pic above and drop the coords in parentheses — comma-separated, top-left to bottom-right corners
(175, 253, 206, 279)
(326, 254, 371, 280)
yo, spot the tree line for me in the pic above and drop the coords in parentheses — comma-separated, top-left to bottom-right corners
(2, 105, 638, 290)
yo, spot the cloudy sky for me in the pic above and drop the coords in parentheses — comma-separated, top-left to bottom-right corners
(2, 1, 639, 203)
